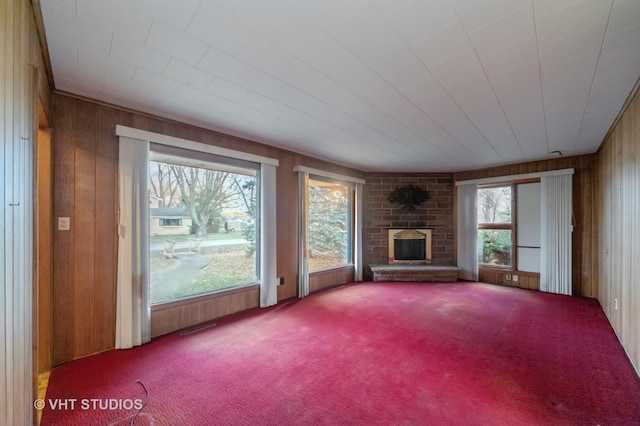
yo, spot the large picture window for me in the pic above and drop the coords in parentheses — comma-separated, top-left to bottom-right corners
(307, 177, 353, 272)
(477, 185, 513, 267)
(149, 151, 259, 304)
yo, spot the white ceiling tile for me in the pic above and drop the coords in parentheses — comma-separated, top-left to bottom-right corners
(132, 68, 182, 97)
(575, 112, 612, 150)
(51, 56, 104, 89)
(594, 48, 640, 89)
(237, 91, 407, 160)
(207, 96, 254, 118)
(197, 48, 251, 82)
(538, 25, 606, 67)
(240, 67, 425, 159)
(163, 60, 214, 90)
(444, 82, 524, 160)
(387, 0, 459, 43)
(453, 0, 530, 32)
(188, 3, 254, 56)
(110, 35, 170, 74)
(607, 0, 640, 33)
(545, 108, 585, 153)
(541, 51, 599, 92)
(145, 21, 208, 66)
(389, 66, 497, 159)
(76, 0, 153, 44)
(233, 2, 308, 46)
(490, 65, 548, 157)
(103, 62, 136, 92)
(468, 5, 534, 58)
(357, 35, 415, 74)
(370, 0, 411, 17)
(138, 0, 201, 30)
(411, 21, 473, 66)
(533, 0, 582, 18)
(429, 49, 485, 87)
(175, 86, 219, 108)
(316, 3, 395, 52)
(206, 79, 254, 103)
(602, 23, 640, 57)
(42, 7, 110, 59)
(238, 68, 323, 114)
(480, 38, 539, 77)
(536, 0, 612, 46)
(294, 0, 369, 28)
(577, 49, 640, 150)
(237, 38, 294, 76)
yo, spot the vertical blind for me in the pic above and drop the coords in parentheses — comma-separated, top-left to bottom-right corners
(540, 174, 573, 295)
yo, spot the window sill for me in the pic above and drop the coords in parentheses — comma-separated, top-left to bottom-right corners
(479, 265, 513, 272)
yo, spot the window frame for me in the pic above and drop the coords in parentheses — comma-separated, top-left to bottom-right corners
(477, 183, 516, 270)
(148, 149, 260, 305)
(306, 175, 355, 273)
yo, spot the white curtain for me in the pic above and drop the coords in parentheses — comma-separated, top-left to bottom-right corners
(354, 183, 364, 281)
(260, 163, 278, 307)
(540, 174, 573, 295)
(457, 184, 478, 281)
(116, 137, 151, 349)
(297, 171, 310, 298)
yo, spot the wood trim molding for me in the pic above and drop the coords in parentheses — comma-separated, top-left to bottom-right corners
(30, 0, 55, 90)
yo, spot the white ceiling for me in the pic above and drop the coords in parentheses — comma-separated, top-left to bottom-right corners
(40, 0, 640, 172)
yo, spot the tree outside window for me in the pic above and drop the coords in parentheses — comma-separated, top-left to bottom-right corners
(149, 159, 258, 304)
(477, 185, 513, 267)
(307, 178, 353, 272)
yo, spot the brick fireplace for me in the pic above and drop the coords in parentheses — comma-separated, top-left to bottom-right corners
(363, 173, 455, 280)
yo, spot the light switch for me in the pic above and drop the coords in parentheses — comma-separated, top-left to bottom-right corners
(58, 217, 71, 231)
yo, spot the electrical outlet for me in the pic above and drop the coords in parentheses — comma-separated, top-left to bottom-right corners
(58, 217, 71, 231)
(505, 274, 512, 281)
(614, 298, 618, 310)
(512, 275, 518, 282)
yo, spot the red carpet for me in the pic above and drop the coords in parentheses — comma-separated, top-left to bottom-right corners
(41, 282, 640, 425)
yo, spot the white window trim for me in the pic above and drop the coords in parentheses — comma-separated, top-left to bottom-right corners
(295, 166, 364, 298)
(116, 125, 279, 167)
(116, 125, 279, 308)
(293, 165, 365, 184)
(455, 168, 573, 186)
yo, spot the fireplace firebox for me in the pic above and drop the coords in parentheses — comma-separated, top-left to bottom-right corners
(388, 229, 432, 264)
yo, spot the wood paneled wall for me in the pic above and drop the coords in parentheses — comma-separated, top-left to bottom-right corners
(309, 267, 354, 293)
(51, 93, 365, 364)
(37, 129, 53, 374)
(1, 0, 51, 424)
(454, 154, 597, 298)
(478, 269, 540, 291)
(151, 286, 260, 338)
(596, 87, 640, 373)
